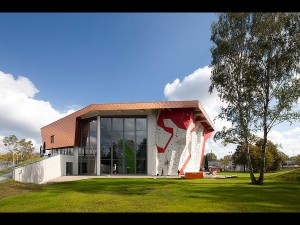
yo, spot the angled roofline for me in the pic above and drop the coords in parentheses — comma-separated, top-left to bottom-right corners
(41, 100, 215, 149)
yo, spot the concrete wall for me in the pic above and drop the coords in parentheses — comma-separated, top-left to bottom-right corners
(147, 113, 157, 176)
(13, 155, 76, 184)
(73, 147, 79, 175)
(183, 122, 204, 172)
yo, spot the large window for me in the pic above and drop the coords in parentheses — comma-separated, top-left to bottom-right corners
(78, 118, 97, 175)
(100, 117, 147, 175)
(78, 116, 147, 175)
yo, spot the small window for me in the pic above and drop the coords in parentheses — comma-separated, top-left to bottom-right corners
(51, 135, 55, 143)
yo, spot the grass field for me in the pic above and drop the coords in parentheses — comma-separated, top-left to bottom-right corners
(0, 169, 299, 212)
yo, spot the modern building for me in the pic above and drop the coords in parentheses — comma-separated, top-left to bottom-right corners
(14, 100, 214, 183)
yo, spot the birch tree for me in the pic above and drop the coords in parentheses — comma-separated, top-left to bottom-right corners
(209, 13, 300, 184)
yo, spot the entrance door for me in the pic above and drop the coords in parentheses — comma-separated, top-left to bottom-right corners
(66, 162, 73, 175)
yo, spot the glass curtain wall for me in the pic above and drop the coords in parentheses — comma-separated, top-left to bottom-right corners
(78, 118, 97, 175)
(79, 116, 147, 175)
(136, 118, 147, 174)
(100, 117, 147, 175)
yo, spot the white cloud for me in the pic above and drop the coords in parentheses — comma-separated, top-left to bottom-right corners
(164, 66, 219, 112)
(164, 65, 230, 129)
(0, 71, 79, 153)
(206, 138, 236, 159)
(256, 127, 300, 157)
(164, 65, 300, 159)
(164, 66, 234, 159)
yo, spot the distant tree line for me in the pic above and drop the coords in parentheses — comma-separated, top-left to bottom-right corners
(206, 138, 289, 172)
(232, 138, 288, 172)
(0, 135, 38, 166)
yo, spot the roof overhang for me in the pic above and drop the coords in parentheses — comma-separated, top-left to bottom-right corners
(41, 100, 215, 149)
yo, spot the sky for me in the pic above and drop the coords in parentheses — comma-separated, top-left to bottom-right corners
(0, 13, 299, 158)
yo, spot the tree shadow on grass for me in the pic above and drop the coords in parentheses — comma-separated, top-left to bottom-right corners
(183, 181, 300, 212)
(34, 177, 300, 212)
(43, 178, 185, 196)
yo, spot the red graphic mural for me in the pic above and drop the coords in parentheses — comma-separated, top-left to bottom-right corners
(156, 108, 213, 175)
(179, 124, 196, 175)
(156, 108, 194, 153)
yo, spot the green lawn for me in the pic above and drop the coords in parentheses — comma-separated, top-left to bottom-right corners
(0, 169, 299, 212)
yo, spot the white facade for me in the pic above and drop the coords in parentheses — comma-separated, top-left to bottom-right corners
(147, 113, 157, 175)
(13, 155, 76, 184)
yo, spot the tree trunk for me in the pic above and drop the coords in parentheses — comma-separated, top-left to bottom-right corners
(257, 72, 270, 185)
(258, 124, 268, 185)
(245, 141, 257, 184)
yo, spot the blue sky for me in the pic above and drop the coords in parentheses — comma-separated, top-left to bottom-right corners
(0, 13, 214, 108)
(0, 13, 299, 158)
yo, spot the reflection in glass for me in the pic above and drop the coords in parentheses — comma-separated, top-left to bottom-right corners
(124, 118, 135, 130)
(137, 144, 147, 160)
(101, 145, 111, 159)
(81, 116, 147, 175)
(80, 120, 89, 148)
(124, 138, 135, 174)
(136, 131, 147, 145)
(101, 160, 111, 174)
(136, 118, 147, 130)
(101, 118, 111, 131)
(113, 159, 123, 174)
(101, 131, 112, 146)
(112, 131, 123, 159)
(89, 119, 97, 156)
(112, 118, 123, 131)
(136, 160, 147, 173)
(78, 118, 97, 175)
(124, 131, 135, 143)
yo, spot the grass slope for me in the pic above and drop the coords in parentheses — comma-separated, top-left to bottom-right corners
(268, 168, 300, 182)
(0, 170, 299, 212)
(0, 167, 13, 176)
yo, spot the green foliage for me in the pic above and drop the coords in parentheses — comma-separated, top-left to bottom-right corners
(220, 155, 231, 166)
(0, 153, 13, 163)
(233, 139, 289, 172)
(3, 135, 18, 153)
(210, 13, 300, 185)
(124, 141, 135, 173)
(232, 145, 247, 166)
(17, 139, 35, 161)
(1, 135, 36, 165)
(16, 153, 42, 167)
(290, 155, 300, 165)
(205, 152, 217, 161)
